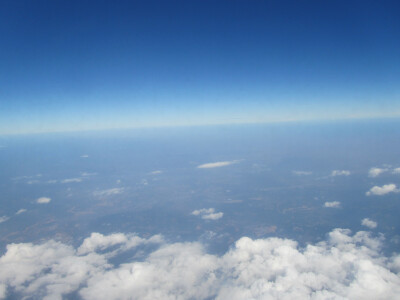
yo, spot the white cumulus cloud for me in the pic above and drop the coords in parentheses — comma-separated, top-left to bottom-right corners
(324, 201, 341, 208)
(36, 197, 51, 204)
(0, 229, 400, 299)
(15, 209, 27, 215)
(362, 218, 378, 229)
(192, 208, 224, 220)
(93, 188, 124, 197)
(368, 167, 388, 177)
(197, 160, 238, 169)
(331, 170, 351, 176)
(393, 168, 400, 174)
(366, 184, 399, 196)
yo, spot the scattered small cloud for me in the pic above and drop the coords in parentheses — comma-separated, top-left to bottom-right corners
(368, 167, 388, 177)
(150, 170, 163, 175)
(16, 209, 27, 215)
(0, 216, 9, 224)
(47, 180, 58, 184)
(61, 178, 82, 184)
(292, 170, 312, 176)
(36, 197, 51, 204)
(393, 168, 400, 174)
(331, 170, 350, 176)
(324, 201, 341, 208)
(192, 208, 223, 220)
(366, 184, 399, 196)
(197, 160, 238, 169)
(94, 188, 124, 197)
(361, 218, 377, 229)
(80, 154, 89, 158)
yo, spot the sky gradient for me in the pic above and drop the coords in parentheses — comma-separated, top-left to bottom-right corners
(1, 0, 400, 134)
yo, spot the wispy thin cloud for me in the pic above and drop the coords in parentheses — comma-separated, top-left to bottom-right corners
(331, 170, 350, 176)
(0, 216, 9, 223)
(197, 160, 239, 169)
(61, 178, 82, 183)
(150, 170, 163, 175)
(16, 209, 27, 215)
(94, 188, 124, 197)
(292, 170, 312, 176)
(81, 172, 97, 176)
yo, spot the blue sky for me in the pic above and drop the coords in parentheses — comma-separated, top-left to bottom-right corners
(1, 0, 400, 134)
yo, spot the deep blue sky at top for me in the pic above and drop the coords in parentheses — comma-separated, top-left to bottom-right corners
(1, 0, 400, 134)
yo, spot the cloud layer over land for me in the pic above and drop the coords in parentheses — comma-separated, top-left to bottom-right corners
(1, 229, 400, 299)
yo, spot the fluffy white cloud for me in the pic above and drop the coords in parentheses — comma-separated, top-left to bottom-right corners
(368, 167, 388, 177)
(393, 168, 400, 174)
(362, 218, 378, 229)
(331, 170, 351, 176)
(197, 160, 238, 169)
(36, 197, 51, 204)
(0, 216, 9, 224)
(192, 208, 224, 220)
(366, 184, 399, 196)
(61, 178, 82, 183)
(324, 201, 341, 208)
(15, 209, 27, 215)
(93, 188, 124, 197)
(0, 229, 400, 299)
(292, 170, 312, 176)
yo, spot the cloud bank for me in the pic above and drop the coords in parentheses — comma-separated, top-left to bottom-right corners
(366, 184, 398, 196)
(197, 160, 238, 169)
(1, 229, 400, 299)
(192, 208, 224, 220)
